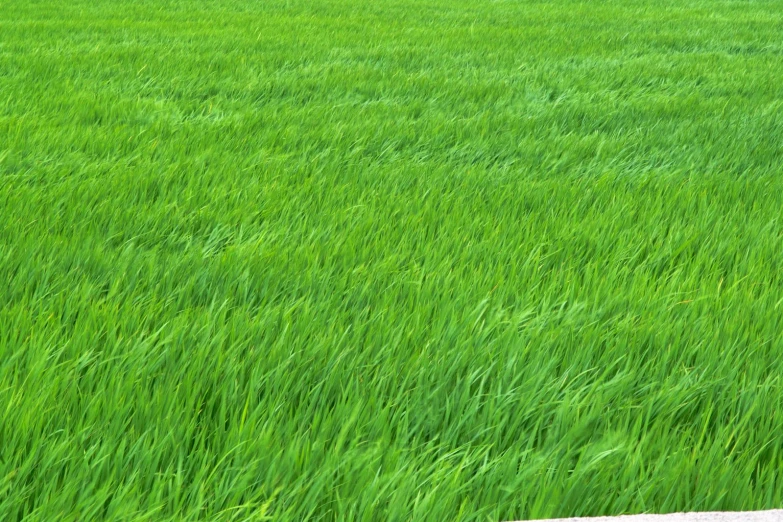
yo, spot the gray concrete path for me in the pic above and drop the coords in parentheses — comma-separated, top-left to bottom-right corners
(514, 511, 783, 522)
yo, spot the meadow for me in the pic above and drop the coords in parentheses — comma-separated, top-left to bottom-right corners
(2, 0, 783, 519)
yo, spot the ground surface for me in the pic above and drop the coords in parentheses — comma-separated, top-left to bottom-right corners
(2, 0, 783, 520)
(518, 511, 783, 522)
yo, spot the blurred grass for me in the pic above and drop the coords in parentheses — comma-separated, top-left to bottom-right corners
(2, 0, 783, 520)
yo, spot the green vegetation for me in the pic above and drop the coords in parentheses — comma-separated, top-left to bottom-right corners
(2, 0, 783, 519)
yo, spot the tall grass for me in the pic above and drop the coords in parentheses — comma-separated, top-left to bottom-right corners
(2, 0, 783, 519)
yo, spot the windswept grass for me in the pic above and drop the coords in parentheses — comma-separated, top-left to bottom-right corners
(2, 0, 783, 520)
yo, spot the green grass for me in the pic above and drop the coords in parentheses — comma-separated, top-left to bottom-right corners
(2, 0, 783, 519)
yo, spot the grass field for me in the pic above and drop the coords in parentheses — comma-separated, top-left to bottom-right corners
(3, 0, 783, 519)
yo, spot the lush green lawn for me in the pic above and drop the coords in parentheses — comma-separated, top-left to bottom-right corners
(3, 0, 783, 519)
